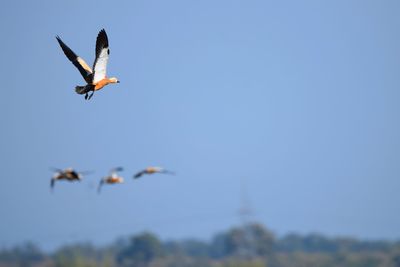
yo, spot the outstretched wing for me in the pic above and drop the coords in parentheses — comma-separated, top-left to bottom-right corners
(92, 29, 109, 84)
(97, 180, 104, 194)
(56, 36, 93, 83)
(162, 169, 175, 175)
(50, 167, 63, 173)
(110, 167, 123, 174)
(133, 170, 145, 179)
(50, 178, 56, 191)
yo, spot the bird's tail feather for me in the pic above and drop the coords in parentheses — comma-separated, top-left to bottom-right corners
(75, 86, 86, 94)
(75, 85, 93, 95)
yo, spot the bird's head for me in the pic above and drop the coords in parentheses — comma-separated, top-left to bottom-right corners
(109, 77, 120, 84)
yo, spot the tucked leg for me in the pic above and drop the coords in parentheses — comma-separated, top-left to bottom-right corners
(87, 91, 95, 100)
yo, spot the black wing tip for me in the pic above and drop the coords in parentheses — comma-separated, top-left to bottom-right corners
(55, 36, 79, 62)
(97, 28, 109, 47)
(113, 167, 124, 172)
(50, 178, 55, 191)
(55, 35, 63, 44)
(98, 28, 107, 37)
(99, 29, 107, 36)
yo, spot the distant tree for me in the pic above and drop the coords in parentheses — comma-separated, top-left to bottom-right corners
(116, 232, 164, 267)
(163, 241, 183, 256)
(247, 223, 275, 256)
(277, 233, 338, 253)
(180, 239, 210, 258)
(302, 234, 338, 252)
(210, 224, 275, 259)
(164, 239, 210, 258)
(52, 243, 99, 267)
(0, 242, 45, 267)
(275, 233, 304, 252)
(277, 233, 394, 254)
(210, 227, 246, 258)
(224, 228, 247, 256)
(2, 223, 400, 267)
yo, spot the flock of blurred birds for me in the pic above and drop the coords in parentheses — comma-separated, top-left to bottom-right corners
(50, 166, 175, 193)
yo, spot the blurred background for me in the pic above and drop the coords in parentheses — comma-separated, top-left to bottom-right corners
(1, 0, 400, 266)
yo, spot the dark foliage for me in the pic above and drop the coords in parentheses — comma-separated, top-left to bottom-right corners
(1, 223, 400, 267)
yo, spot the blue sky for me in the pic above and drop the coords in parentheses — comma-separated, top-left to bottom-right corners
(1, 0, 400, 251)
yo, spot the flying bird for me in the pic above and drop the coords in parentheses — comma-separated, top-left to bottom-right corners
(98, 167, 124, 193)
(50, 168, 92, 191)
(133, 166, 175, 179)
(56, 29, 119, 100)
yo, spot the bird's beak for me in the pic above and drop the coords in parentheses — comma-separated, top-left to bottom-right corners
(117, 81, 120, 83)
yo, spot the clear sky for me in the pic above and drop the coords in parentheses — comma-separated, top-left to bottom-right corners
(1, 0, 400, 251)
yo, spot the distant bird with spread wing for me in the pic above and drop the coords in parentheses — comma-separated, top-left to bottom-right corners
(56, 29, 119, 100)
(50, 168, 92, 191)
(98, 167, 124, 193)
(133, 166, 175, 179)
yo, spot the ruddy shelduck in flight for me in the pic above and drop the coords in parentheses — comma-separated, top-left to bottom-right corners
(133, 166, 175, 179)
(56, 29, 119, 100)
(50, 167, 91, 191)
(98, 167, 124, 193)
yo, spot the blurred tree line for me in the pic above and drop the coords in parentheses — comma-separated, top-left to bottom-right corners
(1, 223, 400, 267)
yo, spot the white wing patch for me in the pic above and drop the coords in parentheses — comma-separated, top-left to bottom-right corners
(92, 48, 109, 84)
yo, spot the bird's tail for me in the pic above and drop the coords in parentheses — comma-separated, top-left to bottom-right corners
(75, 86, 86, 94)
(75, 85, 93, 95)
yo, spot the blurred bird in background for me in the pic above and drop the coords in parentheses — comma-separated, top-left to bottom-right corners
(133, 166, 175, 179)
(50, 168, 92, 191)
(98, 167, 124, 193)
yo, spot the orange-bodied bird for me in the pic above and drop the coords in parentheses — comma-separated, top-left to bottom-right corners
(56, 29, 119, 100)
(50, 168, 91, 191)
(98, 167, 124, 193)
(133, 166, 175, 179)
